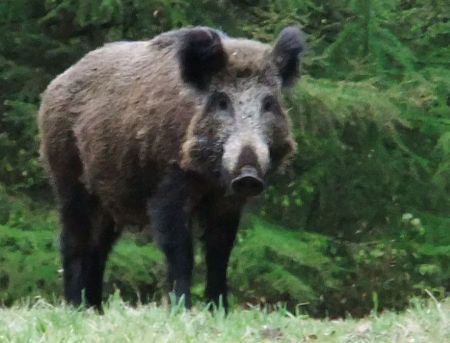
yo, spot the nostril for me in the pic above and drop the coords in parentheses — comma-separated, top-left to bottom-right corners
(231, 166, 264, 197)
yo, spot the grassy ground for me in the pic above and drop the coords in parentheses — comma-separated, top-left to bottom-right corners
(0, 296, 448, 343)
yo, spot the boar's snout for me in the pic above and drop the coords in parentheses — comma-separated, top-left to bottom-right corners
(224, 142, 268, 197)
(231, 165, 265, 197)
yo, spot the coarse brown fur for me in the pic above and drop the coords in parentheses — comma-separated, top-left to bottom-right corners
(39, 31, 297, 225)
(38, 26, 305, 309)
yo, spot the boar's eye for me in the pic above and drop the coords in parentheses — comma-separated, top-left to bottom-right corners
(262, 95, 275, 112)
(218, 97, 228, 111)
(210, 91, 231, 112)
(206, 91, 232, 116)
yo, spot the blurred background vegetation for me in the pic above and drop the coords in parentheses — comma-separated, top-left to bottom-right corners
(0, 0, 449, 317)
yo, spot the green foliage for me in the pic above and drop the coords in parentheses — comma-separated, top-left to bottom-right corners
(0, 225, 59, 305)
(263, 72, 449, 233)
(0, 0, 449, 316)
(229, 217, 340, 312)
(227, 215, 450, 317)
(105, 236, 164, 303)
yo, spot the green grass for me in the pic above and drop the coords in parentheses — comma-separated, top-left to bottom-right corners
(0, 296, 448, 342)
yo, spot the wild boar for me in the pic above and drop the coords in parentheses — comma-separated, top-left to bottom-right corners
(38, 26, 305, 310)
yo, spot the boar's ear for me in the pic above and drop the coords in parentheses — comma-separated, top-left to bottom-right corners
(178, 28, 228, 90)
(272, 26, 306, 88)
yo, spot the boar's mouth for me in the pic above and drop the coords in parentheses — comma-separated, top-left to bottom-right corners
(230, 165, 265, 197)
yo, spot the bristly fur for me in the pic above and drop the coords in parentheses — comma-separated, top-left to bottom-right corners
(38, 26, 305, 310)
(39, 28, 301, 224)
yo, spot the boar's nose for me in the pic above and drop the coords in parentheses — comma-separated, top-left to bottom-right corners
(231, 165, 265, 197)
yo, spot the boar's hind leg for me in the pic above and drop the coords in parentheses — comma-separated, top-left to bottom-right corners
(199, 198, 242, 311)
(85, 207, 119, 310)
(59, 182, 95, 307)
(59, 181, 118, 310)
(147, 168, 193, 308)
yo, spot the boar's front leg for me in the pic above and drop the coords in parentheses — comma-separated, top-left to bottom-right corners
(147, 168, 193, 308)
(199, 197, 243, 311)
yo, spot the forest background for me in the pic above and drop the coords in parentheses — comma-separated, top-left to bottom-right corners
(0, 0, 449, 317)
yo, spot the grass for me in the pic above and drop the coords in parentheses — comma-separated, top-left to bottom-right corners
(0, 296, 448, 342)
